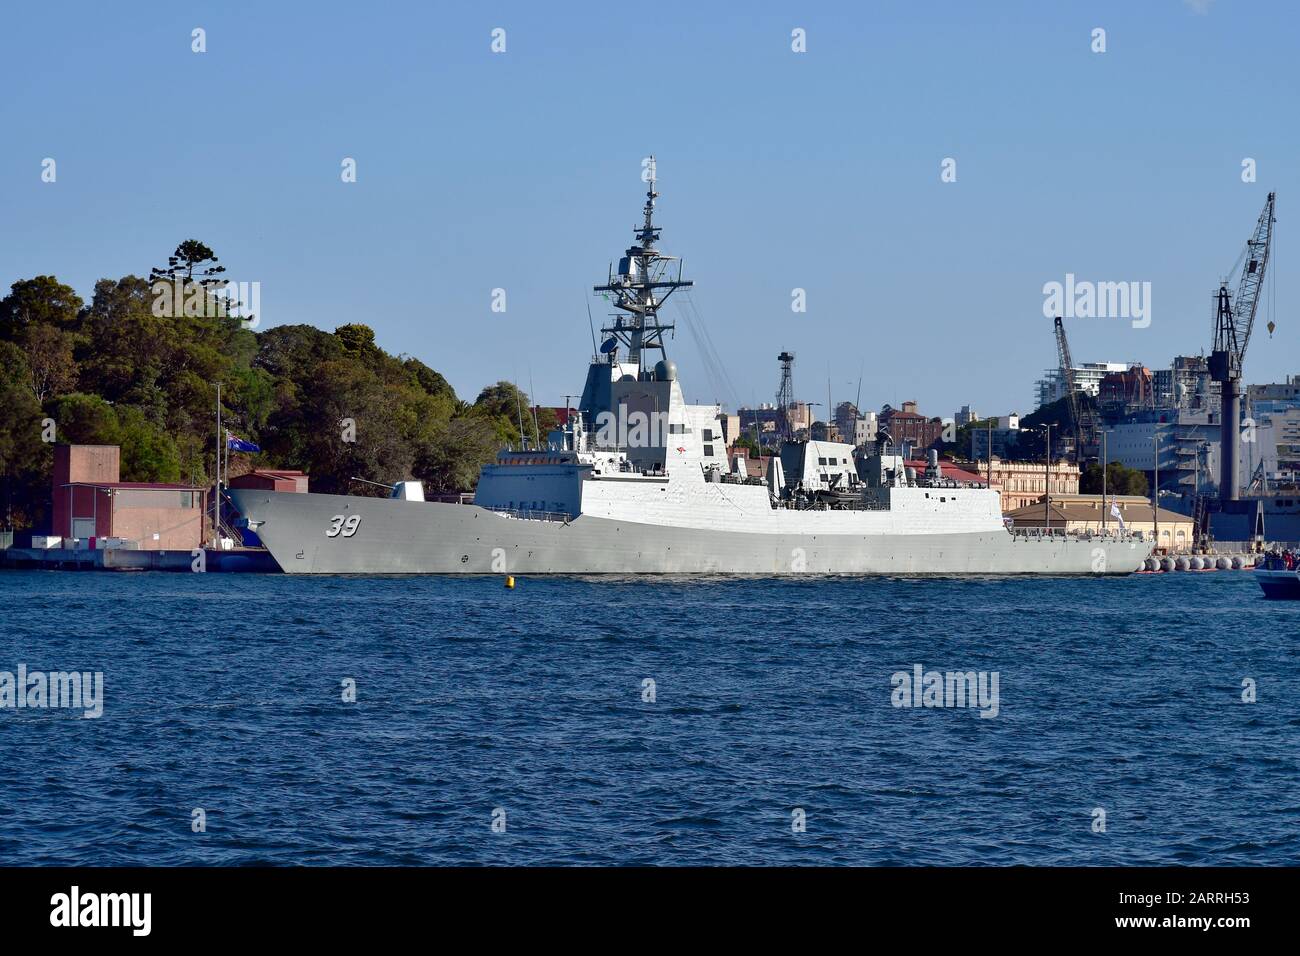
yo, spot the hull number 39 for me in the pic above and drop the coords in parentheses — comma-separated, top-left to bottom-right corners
(326, 514, 361, 538)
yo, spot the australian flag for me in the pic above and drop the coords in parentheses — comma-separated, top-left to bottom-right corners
(226, 430, 261, 453)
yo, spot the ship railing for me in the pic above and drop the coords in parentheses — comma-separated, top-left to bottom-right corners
(1009, 527, 1145, 542)
(773, 497, 891, 511)
(480, 505, 572, 523)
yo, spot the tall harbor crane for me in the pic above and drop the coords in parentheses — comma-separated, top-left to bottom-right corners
(776, 351, 797, 442)
(1208, 192, 1275, 501)
(1053, 316, 1095, 462)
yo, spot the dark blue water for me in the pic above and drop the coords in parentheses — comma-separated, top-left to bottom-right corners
(1, 569, 1296, 865)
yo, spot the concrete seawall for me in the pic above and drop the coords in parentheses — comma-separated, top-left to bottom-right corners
(1, 547, 281, 573)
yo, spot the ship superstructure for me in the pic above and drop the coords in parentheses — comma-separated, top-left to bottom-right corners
(229, 168, 1154, 575)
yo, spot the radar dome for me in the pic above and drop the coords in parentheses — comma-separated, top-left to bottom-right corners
(654, 359, 678, 382)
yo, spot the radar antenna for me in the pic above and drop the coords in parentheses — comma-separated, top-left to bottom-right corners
(593, 156, 693, 377)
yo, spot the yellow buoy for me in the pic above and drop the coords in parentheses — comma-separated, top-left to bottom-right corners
(505, 575, 515, 589)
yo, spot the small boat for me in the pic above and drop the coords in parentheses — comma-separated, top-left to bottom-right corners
(1256, 568, 1300, 599)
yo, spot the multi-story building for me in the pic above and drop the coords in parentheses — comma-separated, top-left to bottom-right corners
(954, 405, 979, 428)
(833, 401, 859, 441)
(832, 402, 878, 447)
(1247, 377, 1300, 483)
(811, 420, 843, 443)
(878, 401, 946, 451)
(1098, 365, 1154, 411)
(1251, 407, 1300, 484)
(981, 458, 1081, 512)
(1035, 361, 1131, 410)
(1102, 411, 1222, 495)
(1153, 356, 1211, 410)
(737, 402, 813, 446)
(718, 413, 741, 446)
(970, 414, 1022, 461)
(1250, 375, 1300, 398)
(853, 411, 878, 447)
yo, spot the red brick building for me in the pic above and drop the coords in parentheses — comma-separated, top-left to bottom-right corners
(228, 469, 309, 493)
(1098, 365, 1154, 410)
(52, 445, 207, 550)
(879, 401, 947, 450)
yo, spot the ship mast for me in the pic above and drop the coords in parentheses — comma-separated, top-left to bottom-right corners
(593, 157, 693, 378)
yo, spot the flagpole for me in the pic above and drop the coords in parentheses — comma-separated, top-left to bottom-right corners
(214, 382, 221, 548)
(1153, 431, 1160, 551)
(222, 427, 228, 547)
(1102, 431, 1107, 534)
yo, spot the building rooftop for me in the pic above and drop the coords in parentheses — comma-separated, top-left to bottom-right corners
(63, 481, 205, 491)
(1004, 494, 1188, 525)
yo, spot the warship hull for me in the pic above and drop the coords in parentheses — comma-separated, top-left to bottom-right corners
(229, 489, 1150, 576)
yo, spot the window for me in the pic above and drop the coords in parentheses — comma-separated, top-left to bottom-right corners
(818, 457, 827, 465)
(703, 429, 714, 441)
(703, 445, 714, 457)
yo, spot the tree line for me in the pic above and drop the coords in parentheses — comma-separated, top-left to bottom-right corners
(0, 241, 555, 530)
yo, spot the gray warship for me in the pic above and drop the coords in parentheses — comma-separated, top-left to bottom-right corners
(229, 171, 1153, 575)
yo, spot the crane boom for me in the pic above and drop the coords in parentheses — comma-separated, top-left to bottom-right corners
(1053, 316, 1093, 462)
(1209, 192, 1276, 502)
(1212, 191, 1275, 364)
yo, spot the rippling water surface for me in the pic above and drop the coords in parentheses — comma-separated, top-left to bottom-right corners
(0, 568, 1296, 865)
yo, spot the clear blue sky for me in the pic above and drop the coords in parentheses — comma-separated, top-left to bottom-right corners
(1, 0, 1296, 419)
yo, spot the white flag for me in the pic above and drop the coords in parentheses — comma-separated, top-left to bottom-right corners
(1110, 497, 1126, 531)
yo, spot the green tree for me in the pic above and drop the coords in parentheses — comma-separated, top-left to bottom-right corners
(335, 323, 378, 358)
(21, 323, 78, 403)
(415, 412, 502, 492)
(474, 381, 535, 445)
(0, 254, 531, 525)
(0, 276, 83, 342)
(404, 357, 455, 401)
(117, 406, 181, 482)
(45, 393, 121, 446)
(76, 276, 169, 409)
(0, 341, 49, 527)
(148, 240, 230, 318)
(1081, 461, 1148, 497)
